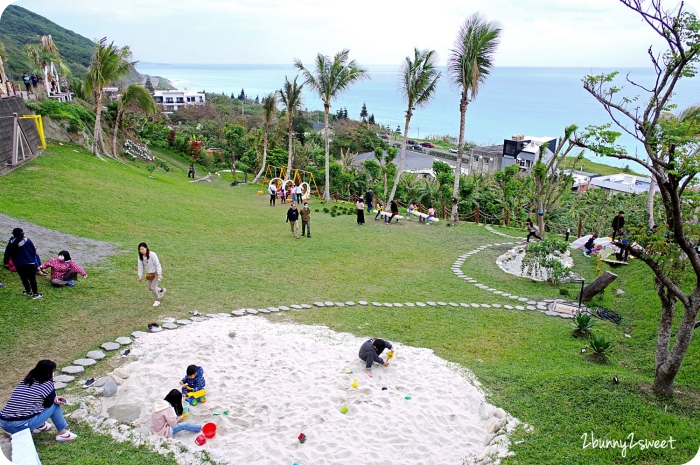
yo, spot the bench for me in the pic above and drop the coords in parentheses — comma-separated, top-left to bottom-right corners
(412, 211, 440, 223)
(373, 210, 404, 222)
(11, 428, 41, 465)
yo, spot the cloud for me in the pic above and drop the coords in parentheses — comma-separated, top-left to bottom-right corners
(3, 0, 700, 66)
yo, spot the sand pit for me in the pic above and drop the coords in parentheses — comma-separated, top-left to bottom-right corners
(100, 316, 515, 464)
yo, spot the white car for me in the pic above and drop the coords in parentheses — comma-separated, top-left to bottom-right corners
(449, 148, 459, 153)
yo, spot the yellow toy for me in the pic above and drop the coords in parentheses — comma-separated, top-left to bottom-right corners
(352, 379, 358, 389)
(181, 403, 190, 420)
(387, 350, 394, 360)
(186, 389, 207, 406)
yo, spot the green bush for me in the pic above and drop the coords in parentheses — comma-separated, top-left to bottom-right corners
(571, 313, 595, 337)
(323, 208, 329, 213)
(156, 160, 170, 172)
(589, 335, 613, 363)
(559, 287, 570, 296)
(330, 212, 336, 217)
(315, 209, 320, 212)
(26, 99, 94, 133)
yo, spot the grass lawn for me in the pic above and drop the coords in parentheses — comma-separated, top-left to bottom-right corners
(0, 142, 697, 464)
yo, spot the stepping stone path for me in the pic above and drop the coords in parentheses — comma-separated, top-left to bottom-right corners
(54, 382, 67, 390)
(232, 310, 246, 317)
(162, 322, 179, 329)
(54, 375, 74, 383)
(74, 358, 97, 367)
(358, 301, 368, 306)
(416, 302, 426, 307)
(246, 309, 258, 314)
(372, 302, 382, 307)
(405, 303, 415, 307)
(279, 306, 290, 311)
(427, 302, 437, 306)
(86, 351, 105, 360)
(190, 317, 205, 322)
(314, 302, 324, 307)
(132, 331, 148, 338)
(257, 308, 270, 314)
(115, 337, 132, 345)
(346, 301, 356, 306)
(101, 342, 120, 351)
(324, 301, 334, 306)
(301, 304, 312, 309)
(61, 366, 84, 375)
(383, 303, 393, 307)
(177, 320, 192, 325)
(335, 302, 345, 307)
(291, 305, 302, 309)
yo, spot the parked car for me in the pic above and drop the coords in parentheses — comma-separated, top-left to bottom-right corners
(406, 140, 416, 145)
(449, 148, 459, 153)
(412, 144, 422, 151)
(380, 134, 389, 140)
(420, 142, 435, 148)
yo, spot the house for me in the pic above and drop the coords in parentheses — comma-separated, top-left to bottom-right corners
(588, 173, 658, 195)
(153, 90, 205, 112)
(562, 169, 601, 192)
(467, 134, 557, 175)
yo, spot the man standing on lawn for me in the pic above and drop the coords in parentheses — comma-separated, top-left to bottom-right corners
(286, 202, 300, 239)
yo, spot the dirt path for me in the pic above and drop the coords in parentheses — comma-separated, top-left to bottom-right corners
(0, 214, 124, 266)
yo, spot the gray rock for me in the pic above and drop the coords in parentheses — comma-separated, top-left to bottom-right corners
(393, 303, 403, 307)
(372, 302, 382, 307)
(113, 368, 130, 379)
(278, 306, 290, 311)
(177, 319, 192, 325)
(95, 377, 110, 388)
(335, 302, 345, 307)
(416, 302, 426, 307)
(486, 417, 506, 434)
(471, 304, 480, 308)
(345, 301, 356, 306)
(131, 331, 149, 338)
(108, 374, 125, 386)
(257, 308, 270, 314)
(291, 305, 302, 309)
(101, 342, 120, 351)
(103, 418, 118, 427)
(190, 316, 205, 322)
(518, 297, 528, 302)
(301, 304, 312, 309)
(246, 309, 258, 314)
(358, 301, 368, 306)
(383, 303, 393, 307)
(515, 305, 525, 310)
(134, 427, 150, 436)
(217, 312, 231, 318)
(229, 331, 236, 338)
(161, 317, 176, 323)
(149, 326, 163, 332)
(267, 307, 278, 312)
(510, 295, 520, 300)
(492, 304, 501, 308)
(102, 380, 118, 397)
(107, 404, 141, 423)
(479, 402, 493, 419)
(616, 289, 625, 295)
(232, 310, 246, 317)
(527, 301, 537, 305)
(314, 302, 325, 307)
(483, 433, 497, 446)
(493, 291, 503, 295)
(61, 365, 85, 374)
(54, 375, 75, 383)
(324, 301, 334, 307)
(493, 408, 506, 419)
(86, 350, 105, 360)
(437, 302, 447, 306)
(205, 313, 220, 318)
(162, 322, 179, 329)
(426, 301, 437, 306)
(526, 306, 536, 311)
(54, 382, 67, 389)
(74, 358, 97, 366)
(404, 302, 415, 307)
(460, 303, 470, 307)
(503, 305, 513, 310)
(481, 304, 491, 308)
(115, 337, 132, 345)
(70, 408, 88, 420)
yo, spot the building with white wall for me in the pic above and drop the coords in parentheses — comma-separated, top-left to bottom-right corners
(153, 90, 205, 112)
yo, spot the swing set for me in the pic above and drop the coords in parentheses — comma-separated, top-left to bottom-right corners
(259, 165, 322, 201)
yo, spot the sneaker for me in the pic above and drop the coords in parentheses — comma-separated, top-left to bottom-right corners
(22, 290, 31, 297)
(0, 283, 5, 288)
(32, 294, 43, 299)
(32, 422, 53, 434)
(153, 300, 161, 307)
(66, 280, 75, 287)
(56, 430, 77, 442)
(159, 288, 167, 297)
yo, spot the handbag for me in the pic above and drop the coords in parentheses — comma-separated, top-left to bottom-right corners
(146, 273, 156, 281)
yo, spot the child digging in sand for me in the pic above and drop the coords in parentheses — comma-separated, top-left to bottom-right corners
(180, 365, 205, 396)
(151, 389, 203, 437)
(359, 338, 393, 377)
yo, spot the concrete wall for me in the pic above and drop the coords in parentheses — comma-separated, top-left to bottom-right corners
(0, 97, 42, 175)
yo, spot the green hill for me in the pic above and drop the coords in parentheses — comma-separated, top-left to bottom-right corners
(0, 5, 95, 79)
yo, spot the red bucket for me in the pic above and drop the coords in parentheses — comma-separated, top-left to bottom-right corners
(195, 434, 206, 446)
(202, 422, 217, 439)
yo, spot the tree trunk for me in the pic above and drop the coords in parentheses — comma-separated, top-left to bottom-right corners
(92, 91, 106, 160)
(576, 271, 618, 302)
(647, 176, 656, 229)
(285, 114, 294, 181)
(112, 109, 122, 159)
(451, 95, 468, 222)
(388, 113, 411, 205)
(323, 105, 331, 202)
(253, 123, 268, 183)
(43, 66, 50, 95)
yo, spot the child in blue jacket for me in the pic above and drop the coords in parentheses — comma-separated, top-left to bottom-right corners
(179, 365, 205, 396)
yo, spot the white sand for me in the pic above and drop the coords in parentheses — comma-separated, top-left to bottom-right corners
(100, 316, 513, 464)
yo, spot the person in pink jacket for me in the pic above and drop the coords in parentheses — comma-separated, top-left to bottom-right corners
(39, 251, 87, 287)
(150, 390, 202, 438)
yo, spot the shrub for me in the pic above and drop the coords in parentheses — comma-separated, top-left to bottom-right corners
(156, 160, 170, 172)
(323, 208, 329, 213)
(559, 288, 570, 296)
(571, 313, 595, 337)
(589, 335, 613, 363)
(330, 212, 336, 217)
(315, 209, 319, 212)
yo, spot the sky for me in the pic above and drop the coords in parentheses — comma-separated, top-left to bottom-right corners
(2, 0, 700, 67)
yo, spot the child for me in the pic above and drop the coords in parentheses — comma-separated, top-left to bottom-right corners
(425, 206, 436, 225)
(151, 389, 203, 438)
(39, 250, 88, 287)
(374, 200, 384, 220)
(180, 365, 205, 396)
(583, 234, 597, 257)
(407, 202, 416, 220)
(358, 338, 393, 377)
(280, 186, 286, 204)
(525, 218, 542, 243)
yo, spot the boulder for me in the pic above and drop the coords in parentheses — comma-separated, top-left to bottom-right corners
(102, 380, 118, 397)
(94, 377, 110, 388)
(70, 408, 88, 420)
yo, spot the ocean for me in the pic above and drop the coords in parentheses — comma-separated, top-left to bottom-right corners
(136, 63, 700, 169)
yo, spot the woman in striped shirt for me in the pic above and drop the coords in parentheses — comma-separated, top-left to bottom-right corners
(0, 360, 77, 441)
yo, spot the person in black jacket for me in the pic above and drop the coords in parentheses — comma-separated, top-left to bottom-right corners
(3, 228, 42, 299)
(359, 338, 393, 377)
(611, 211, 625, 240)
(365, 190, 373, 213)
(286, 202, 300, 239)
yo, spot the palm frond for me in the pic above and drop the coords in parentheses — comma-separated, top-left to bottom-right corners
(262, 91, 278, 125)
(279, 76, 303, 113)
(119, 84, 157, 114)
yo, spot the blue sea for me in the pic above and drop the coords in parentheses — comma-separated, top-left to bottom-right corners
(136, 63, 700, 169)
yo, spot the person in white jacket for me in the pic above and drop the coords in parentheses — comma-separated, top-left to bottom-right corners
(150, 390, 202, 438)
(137, 242, 166, 307)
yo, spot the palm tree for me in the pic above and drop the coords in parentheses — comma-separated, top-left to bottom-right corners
(388, 48, 441, 205)
(447, 13, 501, 222)
(253, 92, 278, 183)
(279, 76, 303, 180)
(84, 38, 136, 158)
(294, 50, 369, 202)
(112, 84, 158, 157)
(25, 35, 67, 96)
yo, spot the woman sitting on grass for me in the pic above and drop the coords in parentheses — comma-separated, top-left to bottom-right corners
(0, 360, 77, 442)
(39, 250, 88, 287)
(151, 389, 202, 438)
